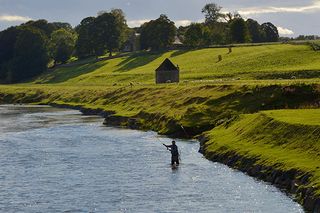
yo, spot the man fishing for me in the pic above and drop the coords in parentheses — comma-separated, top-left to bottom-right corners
(163, 141, 179, 166)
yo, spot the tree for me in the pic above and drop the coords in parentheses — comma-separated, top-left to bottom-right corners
(246, 19, 264, 43)
(202, 3, 224, 24)
(111, 9, 129, 49)
(51, 22, 73, 31)
(7, 27, 49, 82)
(75, 10, 128, 58)
(75, 17, 96, 59)
(209, 22, 229, 44)
(50, 28, 77, 64)
(140, 15, 176, 50)
(261, 22, 279, 42)
(94, 12, 120, 56)
(224, 12, 242, 22)
(0, 27, 20, 79)
(184, 23, 205, 47)
(22, 19, 55, 37)
(0, 19, 75, 82)
(229, 18, 251, 43)
(200, 3, 229, 45)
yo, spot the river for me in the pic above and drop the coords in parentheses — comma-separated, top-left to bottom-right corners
(0, 105, 303, 212)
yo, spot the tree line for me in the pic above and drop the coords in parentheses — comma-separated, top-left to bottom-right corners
(180, 3, 279, 47)
(0, 20, 77, 83)
(0, 3, 281, 83)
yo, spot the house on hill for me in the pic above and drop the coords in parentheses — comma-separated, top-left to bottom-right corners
(123, 32, 141, 52)
(155, 58, 180, 84)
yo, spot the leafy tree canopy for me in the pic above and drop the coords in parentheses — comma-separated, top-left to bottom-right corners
(202, 3, 224, 24)
(229, 18, 251, 43)
(50, 28, 77, 64)
(6, 26, 49, 83)
(75, 9, 128, 58)
(140, 15, 176, 50)
(261, 22, 279, 42)
(246, 19, 264, 43)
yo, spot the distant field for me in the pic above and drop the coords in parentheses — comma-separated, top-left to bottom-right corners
(34, 44, 320, 86)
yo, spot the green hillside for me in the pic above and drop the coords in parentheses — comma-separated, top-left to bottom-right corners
(34, 44, 320, 85)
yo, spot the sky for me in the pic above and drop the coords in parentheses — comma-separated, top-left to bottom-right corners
(0, 0, 319, 37)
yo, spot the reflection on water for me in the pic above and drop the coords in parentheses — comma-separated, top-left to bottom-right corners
(0, 105, 303, 212)
(0, 105, 98, 133)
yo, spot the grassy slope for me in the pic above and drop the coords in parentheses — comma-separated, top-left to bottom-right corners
(204, 110, 320, 195)
(264, 109, 320, 125)
(34, 44, 320, 85)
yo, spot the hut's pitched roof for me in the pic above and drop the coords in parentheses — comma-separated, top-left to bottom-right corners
(156, 58, 177, 72)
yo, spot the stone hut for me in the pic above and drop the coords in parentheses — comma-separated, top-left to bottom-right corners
(155, 58, 179, 84)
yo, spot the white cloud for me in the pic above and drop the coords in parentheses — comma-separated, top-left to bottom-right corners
(175, 20, 192, 27)
(238, 0, 320, 16)
(127, 19, 150, 27)
(277, 26, 294, 36)
(0, 15, 31, 22)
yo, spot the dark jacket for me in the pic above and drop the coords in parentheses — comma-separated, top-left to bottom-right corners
(167, 144, 179, 156)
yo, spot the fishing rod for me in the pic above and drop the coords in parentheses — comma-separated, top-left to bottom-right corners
(155, 135, 169, 150)
(179, 124, 189, 138)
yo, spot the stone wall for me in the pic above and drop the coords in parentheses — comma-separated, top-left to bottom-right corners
(155, 70, 179, 84)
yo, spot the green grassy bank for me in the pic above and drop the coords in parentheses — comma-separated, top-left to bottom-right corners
(1, 83, 319, 136)
(202, 110, 320, 196)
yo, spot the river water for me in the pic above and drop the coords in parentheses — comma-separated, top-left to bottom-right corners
(0, 105, 303, 213)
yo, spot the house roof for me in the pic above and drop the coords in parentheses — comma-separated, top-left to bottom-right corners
(173, 36, 183, 45)
(155, 58, 178, 72)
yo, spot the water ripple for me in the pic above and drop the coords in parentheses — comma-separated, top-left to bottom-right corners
(0, 105, 304, 213)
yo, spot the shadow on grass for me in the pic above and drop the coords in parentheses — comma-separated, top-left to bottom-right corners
(255, 70, 320, 80)
(178, 84, 320, 136)
(205, 84, 319, 113)
(114, 51, 165, 73)
(36, 60, 108, 83)
(170, 49, 190, 58)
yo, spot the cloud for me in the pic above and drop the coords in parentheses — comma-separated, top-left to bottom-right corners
(238, 0, 320, 16)
(0, 15, 32, 22)
(175, 20, 192, 27)
(127, 19, 150, 27)
(277, 26, 294, 36)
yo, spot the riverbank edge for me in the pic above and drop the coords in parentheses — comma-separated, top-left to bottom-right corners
(198, 135, 319, 213)
(46, 103, 318, 212)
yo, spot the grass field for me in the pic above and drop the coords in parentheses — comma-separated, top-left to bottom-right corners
(263, 109, 320, 125)
(34, 44, 320, 85)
